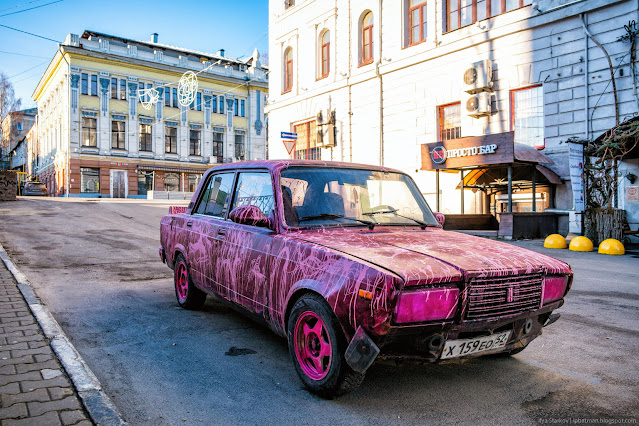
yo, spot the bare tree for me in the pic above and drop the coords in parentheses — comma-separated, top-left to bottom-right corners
(1, 72, 23, 164)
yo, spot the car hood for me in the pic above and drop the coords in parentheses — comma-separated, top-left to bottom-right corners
(291, 227, 571, 286)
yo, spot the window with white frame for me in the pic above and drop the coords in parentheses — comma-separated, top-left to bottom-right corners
(283, 47, 293, 93)
(212, 129, 224, 161)
(511, 85, 544, 149)
(81, 117, 97, 146)
(139, 123, 152, 151)
(111, 119, 126, 149)
(165, 126, 177, 153)
(190, 129, 201, 156)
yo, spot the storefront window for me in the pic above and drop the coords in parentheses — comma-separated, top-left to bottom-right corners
(188, 174, 202, 192)
(164, 172, 179, 192)
(235, 133, 245, 160)
(80, 168, 99, 193)
(137, 171, 153, 196)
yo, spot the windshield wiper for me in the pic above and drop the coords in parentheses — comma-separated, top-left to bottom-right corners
(299, 213, 376, 230)
(363, 208, 436, 230)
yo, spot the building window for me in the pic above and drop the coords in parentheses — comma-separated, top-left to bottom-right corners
(220, 96, 225, 113)
(137, 171, 153, 196)
(80, 168, 99, 193)
(188, 174, 202, 192)
(409, 0, 427, 45)
(511, 85, 544, 149)
(165, 126, 177, 153)
(446, 0, 531, 32)
(139, 123, 152, 151)
(111, 120, 126, 149)
(320, 30, 330, 78)
(172, 88, 178, 108)
(294, 120, 321, 160)
(234, 99, 239, 116)
(81, 117, 97, 146)
(235, 133, 245, 160)
(164, 87, 170, 106)
(120, 79, 126, 100)
(361, 11, 374, 65)
(284, 0, 294, 9)
(81, 74, 88, 95)
(164, 172, 179, 192)
(283, 48, 293, 93)
(439, 102, 461, 141)
(240, 100, 245, 117)
(17, 122, 23, 131)
(212, 130, 224, 161)
(212, 95, 218, 113)
(197, 93, 202, 111)
(190, 130, 201, 156)
(90, 75, 98, 96)
(111, 78, 118, 99)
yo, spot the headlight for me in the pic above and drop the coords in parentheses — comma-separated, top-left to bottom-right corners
(393, 287, 459, 324)
(542, 275, 569, 305)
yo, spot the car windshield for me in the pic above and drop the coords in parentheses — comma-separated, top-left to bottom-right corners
(279, 167, 439, 228)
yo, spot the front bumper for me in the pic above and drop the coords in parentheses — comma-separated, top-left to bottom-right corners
(373, 300, 562, 362)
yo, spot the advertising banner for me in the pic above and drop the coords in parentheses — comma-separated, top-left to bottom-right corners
(568, 142, 584, 212)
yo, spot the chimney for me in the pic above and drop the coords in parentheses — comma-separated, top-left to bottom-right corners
(151, 33, 158, 43)
(217, 49, 225, 57)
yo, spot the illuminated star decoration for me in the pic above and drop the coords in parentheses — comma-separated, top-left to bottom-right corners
(138, 87, 160, 110)
(178, 71, 198, 107)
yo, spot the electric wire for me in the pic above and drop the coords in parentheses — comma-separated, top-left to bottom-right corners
(0, 0, 49, 13)
(0, 23, 60, 43)
(0, 49, 50, 59)
(0, 0, 64, 18)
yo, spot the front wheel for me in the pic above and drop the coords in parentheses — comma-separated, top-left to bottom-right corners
(174, 254, 206, 310)
(287, 294, 364, 398)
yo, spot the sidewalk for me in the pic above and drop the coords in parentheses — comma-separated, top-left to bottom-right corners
(0, 261, 91, 425)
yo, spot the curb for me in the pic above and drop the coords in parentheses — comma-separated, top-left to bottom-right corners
(0, 243, 127, 426)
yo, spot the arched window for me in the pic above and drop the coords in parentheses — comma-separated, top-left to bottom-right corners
(361, 11, 374, 65)
(320, 30, 330, 78)
(283, 47, 293, 93)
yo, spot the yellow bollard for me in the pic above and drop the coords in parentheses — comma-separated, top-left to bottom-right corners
(544, 234, 567, 249)
(598, 239, 625, 255)
(569, 236, 594, 252)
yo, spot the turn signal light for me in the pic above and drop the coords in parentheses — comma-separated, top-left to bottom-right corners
(393, 287, 459, 324)
(542, 275, 569, 305)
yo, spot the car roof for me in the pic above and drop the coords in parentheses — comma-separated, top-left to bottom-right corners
(203, 159, 405, 176)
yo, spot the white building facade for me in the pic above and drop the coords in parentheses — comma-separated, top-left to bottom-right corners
(266, 0, 639, 234)
(33, 31, 268, 198)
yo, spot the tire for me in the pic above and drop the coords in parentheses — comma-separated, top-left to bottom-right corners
(287, 293, 365, 398)
(173, 254, 206, 310)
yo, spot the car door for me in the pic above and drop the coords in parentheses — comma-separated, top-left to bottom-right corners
(187, 171, 236, 299)
(216, 170, 275, 316)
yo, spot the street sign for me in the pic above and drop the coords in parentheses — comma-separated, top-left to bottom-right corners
(283, 139, 296, 155)
(281, 132, 298, 139)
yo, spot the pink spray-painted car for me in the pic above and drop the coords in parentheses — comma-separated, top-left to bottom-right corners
(159, 160, 572, 397)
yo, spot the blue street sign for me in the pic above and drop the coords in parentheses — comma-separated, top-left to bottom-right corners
(281, 132, 298, 139)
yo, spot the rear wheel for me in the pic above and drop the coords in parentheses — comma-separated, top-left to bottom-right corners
(174, 254, 206, 310)
(287, 294, 364, 398)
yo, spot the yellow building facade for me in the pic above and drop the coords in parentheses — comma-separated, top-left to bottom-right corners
(32, 31, 268, 197)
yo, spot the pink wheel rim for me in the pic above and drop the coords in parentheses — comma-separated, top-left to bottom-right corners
(175, 262, 188, 303)
(293, 311, 332, 381)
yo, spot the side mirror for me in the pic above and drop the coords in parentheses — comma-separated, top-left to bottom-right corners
(434, 212, 446, 226)
(229, 205, 272, 228)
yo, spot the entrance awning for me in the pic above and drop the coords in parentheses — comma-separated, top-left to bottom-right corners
(456, 164, 562, 189)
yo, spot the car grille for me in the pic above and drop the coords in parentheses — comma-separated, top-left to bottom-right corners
(465, 274, 542, 320)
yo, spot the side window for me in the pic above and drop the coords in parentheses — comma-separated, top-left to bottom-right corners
(195, 173, 235, 218)
(231, 172, 274, 217)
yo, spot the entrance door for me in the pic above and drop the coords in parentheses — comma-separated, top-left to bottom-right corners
(111, 170, 128, 198)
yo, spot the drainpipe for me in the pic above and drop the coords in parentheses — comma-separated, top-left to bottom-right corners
(57, 44, 71, 197)
(583, 13, 589, 141)
(376, 0, 384, 167)
(347, 0, 353, 162)
(246, 81, 251, 160)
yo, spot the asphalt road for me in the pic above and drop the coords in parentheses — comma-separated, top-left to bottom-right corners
(1, 197, 638, 425)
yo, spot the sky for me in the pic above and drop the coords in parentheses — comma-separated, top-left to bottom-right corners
(0, 0, 269, 109)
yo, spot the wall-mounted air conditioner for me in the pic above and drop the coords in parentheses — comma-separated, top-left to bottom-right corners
(466, 92, 492, 117)
(316, 124, 335, 148)
(463, 60, 493, 94)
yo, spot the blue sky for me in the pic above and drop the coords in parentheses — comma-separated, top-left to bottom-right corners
(0, 0, 269, 108)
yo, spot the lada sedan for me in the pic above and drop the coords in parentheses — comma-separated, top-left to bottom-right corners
(159, 160, 572, 397)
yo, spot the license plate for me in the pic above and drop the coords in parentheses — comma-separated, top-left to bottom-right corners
(440, 331, 511, 359)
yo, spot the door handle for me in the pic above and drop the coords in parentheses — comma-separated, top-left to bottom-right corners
(217, 228, 226, 236)
(186, 222, 192, 227)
